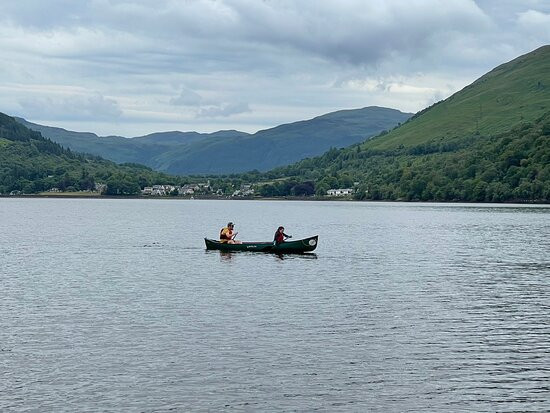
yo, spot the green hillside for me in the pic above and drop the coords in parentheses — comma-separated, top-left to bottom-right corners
(0, 113, 175, 195)
(366, 45, 550, 150)
(263, 46, 550, 202)
(18, 106, 411, 174)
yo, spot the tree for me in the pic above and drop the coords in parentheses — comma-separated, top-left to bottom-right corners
(105, 175, 140, 195)
(291, 181, 315, 196)
(79, 169, 95, 191)
(315, 183, 329, 197)
(259, 184, 277, 197)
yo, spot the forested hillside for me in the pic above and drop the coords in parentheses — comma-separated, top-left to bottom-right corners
(0, 113, 175, 195)
(264, 113, 549, 201)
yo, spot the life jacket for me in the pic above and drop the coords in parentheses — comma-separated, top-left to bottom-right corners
(220, 227, 232, 243)
(274, 231, 284, 244)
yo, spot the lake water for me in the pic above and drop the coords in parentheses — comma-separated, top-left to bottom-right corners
(1, 198, 549, 412)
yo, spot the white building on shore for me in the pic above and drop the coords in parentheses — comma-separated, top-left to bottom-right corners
(326, 188, 354, 196)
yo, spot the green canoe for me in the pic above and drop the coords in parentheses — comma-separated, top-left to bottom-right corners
(204, 235, 318, 254)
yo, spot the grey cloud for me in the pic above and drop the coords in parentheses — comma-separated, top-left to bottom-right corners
(197, 102, 251, 118)
(1, 1, 548, 135)
(517, 10, 550, 38)
(475, 0, 550, 23)
(232, 0, 493, 66)
(0, 0, 87, 29)
(170, 87, 203, 106)
(1, 0, 545, 79)
(18, 93, 122, 121)
(0, 1, 495, 66)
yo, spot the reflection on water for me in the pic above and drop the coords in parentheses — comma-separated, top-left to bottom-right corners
(209, 250, 319, 262)
(218, 251, 234, 262)
(1, 199, 548, 412)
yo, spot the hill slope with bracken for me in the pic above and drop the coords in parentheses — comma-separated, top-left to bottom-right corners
(264, 46, 550, 202)
(365, 45, 550, 150)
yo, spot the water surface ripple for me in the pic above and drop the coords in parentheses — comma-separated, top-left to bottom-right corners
(1, 199, 549, 412)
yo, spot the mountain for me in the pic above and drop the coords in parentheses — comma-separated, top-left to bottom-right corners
(263, 45, 550, 202)
(0, 113, 176, 195)
(155, 106, 412, 174)
(17, 106, 412, 174)
(365, 45, 550, 150)
(14, 118, 250, 167)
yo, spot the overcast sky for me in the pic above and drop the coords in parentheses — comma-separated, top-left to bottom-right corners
(1, 0, 549, 136)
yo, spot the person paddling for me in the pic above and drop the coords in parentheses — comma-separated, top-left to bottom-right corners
(220, 222, 241, 244)
(274, 226, 292, 245)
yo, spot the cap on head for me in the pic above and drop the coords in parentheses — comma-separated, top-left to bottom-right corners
(228, 222, 234, 227)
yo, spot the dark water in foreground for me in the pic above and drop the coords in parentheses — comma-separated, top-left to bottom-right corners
(1, 199, 549, 412)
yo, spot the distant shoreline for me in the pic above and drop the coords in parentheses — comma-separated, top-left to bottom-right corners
(0, 194, 350, 201)
(1, 194, 548, 205)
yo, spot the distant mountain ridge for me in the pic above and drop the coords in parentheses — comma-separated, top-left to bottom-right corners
(13, 118, 251, 167)
(17, 106, 412, 174)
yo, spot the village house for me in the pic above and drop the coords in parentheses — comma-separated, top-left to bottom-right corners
(95, 183, 107, 194)
(164, 185, 177, 194)
(151, 185, 165, 196)
(141, 182, 212, 197)
(142, 185, 178, 196)
(196, 181, 212, 192)
(232, 184, 255, 197)
(180, 184, 199, 195)
(327, 188, 354, 196)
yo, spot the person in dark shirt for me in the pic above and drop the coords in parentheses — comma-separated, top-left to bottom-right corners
(274, 226, 291, 245)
